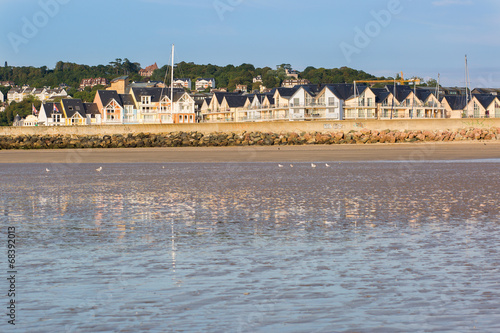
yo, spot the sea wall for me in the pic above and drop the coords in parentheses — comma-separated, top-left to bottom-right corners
(1, 118, 500, 136)
(0, 127, 499, 150)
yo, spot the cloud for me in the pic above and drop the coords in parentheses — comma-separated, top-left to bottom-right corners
(432, 0, 473, 6)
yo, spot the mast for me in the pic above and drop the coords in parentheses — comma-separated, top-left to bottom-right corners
(435, 73, 440, 118)
(412, 81, 416, 119)
(465, 55, 470, 118)
(171, 44, 174, 118)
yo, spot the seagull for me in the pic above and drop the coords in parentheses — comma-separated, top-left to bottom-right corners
(45, 168, 50, 172)
(162, 166, 165, 169)
(325, 163, 330, 167)
(311, 163, 317, 168)
(278, 164, 284, 168)
(96, 167, 102, 172)
(290, 164, 294, 168)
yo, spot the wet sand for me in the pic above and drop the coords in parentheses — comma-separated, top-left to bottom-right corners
(1, 142, 499, 163)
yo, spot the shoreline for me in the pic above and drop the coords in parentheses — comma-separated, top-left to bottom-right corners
(1, 142, 499, 163)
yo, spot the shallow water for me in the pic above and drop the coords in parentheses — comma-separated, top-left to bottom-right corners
(1, 161, 500, 332)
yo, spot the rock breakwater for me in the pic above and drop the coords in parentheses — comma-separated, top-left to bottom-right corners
(0, 128, 499, 150)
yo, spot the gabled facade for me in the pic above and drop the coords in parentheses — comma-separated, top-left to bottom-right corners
(129, 87, 194, 124)
(196, 78, 216, 91)
(39, 102, 65, 126)
(273, 87, 297, 108)
(60, 99, 87, 125)
(465, 94, 500, 118)
(288, 85, 324, 120)
(441, 95, 467, 119)
(173, 78, 192, 89)
(94, 90, 124, 124)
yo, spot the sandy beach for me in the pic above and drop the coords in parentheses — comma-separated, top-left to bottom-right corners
(0, 142, 499, 163)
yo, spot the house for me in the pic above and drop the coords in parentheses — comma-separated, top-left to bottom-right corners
(107, 76, 129, 94)
(441, 95, 467, 119)
(46, 88, 68, 100)
(139, 63, 158, 77)
(288, 84, 327, 120)
(129, 87, 195, 124)
(471, 88, 500, 96)
(0, 81, 15, 87)
(272, 87, 298, 108)
(441, 87, 467, 96)
(220, 95, 250, 122)
(60, 99, 88, 125)
(196, 78, 216, 91)
(285, 69, 299, 79)
(201, 92, 243, 122)
(80, 78, 109, 89)
(39, 102, 65, 126)
(120, 94, 137, 124)
(0, 90, 3, 103)
(465, 94, 500, 118)
(7, 87, 24, 103)
(83, 103, 102, 125)
(94, 90, 124, 124)
(22, 114, 39, 126)
(235, 84, 247, 93)
(282, 79, 310, 88)
(253, 75, 262, 83)
(173, 78, 192, 90)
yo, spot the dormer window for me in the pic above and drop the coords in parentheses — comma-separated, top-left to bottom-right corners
(141, 96, 151, 105)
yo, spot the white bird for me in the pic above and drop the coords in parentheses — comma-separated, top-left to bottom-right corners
(162, 166, 165, 169)
(290, 164, 294, 168)
(278, 164, 284, 168)
(45, 168, 50, 172)
(96, 167, 102, 172)
(325, 163, 330, 167)
(311, 163, 317, 168)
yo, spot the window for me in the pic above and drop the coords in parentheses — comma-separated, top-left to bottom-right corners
(495, 102, 500, 118)
(367, 98, 373, 107)
(141, 96, 151, 105)
(328, 97, 336, 106)
(293, 98, 300, 106)
(474, 102, 480, 118)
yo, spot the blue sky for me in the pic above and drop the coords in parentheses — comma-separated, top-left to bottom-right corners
(1, 0, 499, 87)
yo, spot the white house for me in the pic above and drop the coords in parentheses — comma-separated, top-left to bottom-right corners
(173, 78, 192, 90)
(0, 90, 4, 103)
(39, 102, 65, 126)
(196, 78, 215, 91)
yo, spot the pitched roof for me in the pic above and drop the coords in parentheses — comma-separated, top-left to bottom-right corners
(61, 99, 86, 118)
(442, 95, 467, 111)
(415, 89, 434, 102)
(370, 88, 391, 104)
(119, 94, 135, 106)
(212, 92, 240, 104)
(83, 103, 100, 116)
(97, 90, 123, 108)
(41, 102, 63, 118)
(473, 94, 497, 109)
(111, 76, 128, 83)
(323, 83, 367, 100)
(131, 87, 184, 103)
(223, 95, 249, 108)
(197, 78, 215, 82)
(273, 87, 298, 98)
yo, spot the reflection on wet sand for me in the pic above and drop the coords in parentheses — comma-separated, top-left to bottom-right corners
(2, 161, 500, 332)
